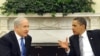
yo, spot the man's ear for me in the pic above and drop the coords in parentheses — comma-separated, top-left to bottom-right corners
(14, 25, 18, 29)
(82, 24, 85, 29)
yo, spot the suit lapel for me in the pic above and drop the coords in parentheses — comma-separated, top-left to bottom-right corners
(25, 37, 28, 51)
(25, 37, 29, 56)
(10, 31, 21, 56)
(87, 31, 100, 56)
(73, 35, 80, 56)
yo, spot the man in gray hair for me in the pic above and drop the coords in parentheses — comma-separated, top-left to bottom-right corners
(0, 17, 32, 56)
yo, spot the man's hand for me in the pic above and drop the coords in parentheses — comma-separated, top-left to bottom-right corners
(58, 38, 69, 51)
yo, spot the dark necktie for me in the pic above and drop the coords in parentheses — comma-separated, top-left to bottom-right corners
(21, 38, 26, 56)
(79, 36, 83, 56)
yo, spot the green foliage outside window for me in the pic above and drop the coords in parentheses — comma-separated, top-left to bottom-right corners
(0, 0, 95, 16)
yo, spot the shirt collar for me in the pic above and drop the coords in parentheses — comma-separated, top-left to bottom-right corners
(81, 30, 87, 38)
(14, 31, 22, 40)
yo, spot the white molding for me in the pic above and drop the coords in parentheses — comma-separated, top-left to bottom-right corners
(0, 13, 100, 17)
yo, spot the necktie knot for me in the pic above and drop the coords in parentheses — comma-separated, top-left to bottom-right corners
(21, 38, 24, 43)
(79, 35, 83, 38)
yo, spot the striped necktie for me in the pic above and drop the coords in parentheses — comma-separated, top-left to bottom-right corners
(21, 38, 26, 56)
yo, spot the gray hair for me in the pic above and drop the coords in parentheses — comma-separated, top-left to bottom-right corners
(14, 17, 27, 26)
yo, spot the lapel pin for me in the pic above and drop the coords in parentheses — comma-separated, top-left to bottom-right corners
(90, 37, 93, 40)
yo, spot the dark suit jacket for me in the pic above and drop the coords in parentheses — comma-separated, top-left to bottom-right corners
(68, 30, 100, 56)
(0, 31, 32, 56)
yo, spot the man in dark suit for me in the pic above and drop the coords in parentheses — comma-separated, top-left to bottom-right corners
(59, 17, 100, 56)
(0, 17, 32, 56)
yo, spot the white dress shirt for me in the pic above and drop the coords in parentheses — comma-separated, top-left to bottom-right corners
(14, 32, 25, 54)
(80, 31, 94, 56)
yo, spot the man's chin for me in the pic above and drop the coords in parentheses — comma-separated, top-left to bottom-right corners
(23, 34, 28, 37)
(73, 33, 78, 35)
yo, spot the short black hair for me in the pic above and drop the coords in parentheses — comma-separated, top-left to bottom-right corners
(73, 17, 87, 29)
